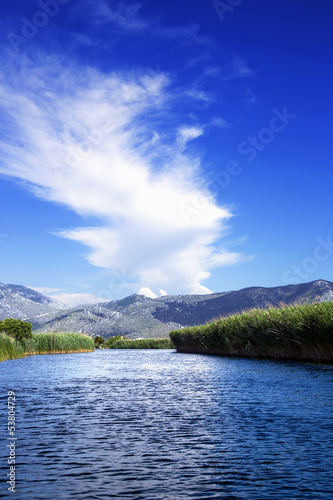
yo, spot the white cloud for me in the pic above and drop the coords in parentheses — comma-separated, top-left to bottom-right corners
(191, 283, 213, 295)
(0, 56, 246, 296)
(29, 286, 62, 295)
(29, 286, 103, 307)
(138, 287, 157, 298)
(177, 126, 204, 151)
(49, 293, 103, 308)
(159, 289, 168, 296)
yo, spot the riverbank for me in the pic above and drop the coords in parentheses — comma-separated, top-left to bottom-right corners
(107, 338, 174, 349)
(0, 332, 95, 361)
(170, 301, 333, 363)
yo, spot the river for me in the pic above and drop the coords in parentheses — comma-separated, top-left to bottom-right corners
(1, 349, 333, 499)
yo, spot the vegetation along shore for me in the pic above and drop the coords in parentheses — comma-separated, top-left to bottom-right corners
(170, 301, 333, 363)
(106, 338, 174, 349)
(0, 319, 94, 362)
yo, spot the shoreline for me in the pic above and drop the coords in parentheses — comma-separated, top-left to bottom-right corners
(173, 345, 333, 364)
(1, 348, 95, 362)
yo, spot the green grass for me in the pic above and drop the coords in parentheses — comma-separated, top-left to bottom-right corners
(170, 301, 333, 363)
(108, 338, 174, 349)
(0, 331, 95, 361)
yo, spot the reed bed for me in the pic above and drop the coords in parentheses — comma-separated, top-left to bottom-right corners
(0, 331, 94, 361)
(108, 338, 174, 349)
(170, 301, 333, 363)
(32, 332, 95, 354)
(0, 332, 25, 361)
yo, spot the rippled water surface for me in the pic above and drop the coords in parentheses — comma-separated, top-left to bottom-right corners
(1, 350, 333, 499)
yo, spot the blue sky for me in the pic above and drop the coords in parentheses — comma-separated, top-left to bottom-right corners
(0, 0, 332, 306)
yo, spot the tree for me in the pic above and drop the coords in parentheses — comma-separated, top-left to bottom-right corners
(104, 335, 126, 348)
(0, 318, 33, 341)
(94, 335, 105, 348)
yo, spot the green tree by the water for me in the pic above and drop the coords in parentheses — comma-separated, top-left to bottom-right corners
(0, 318, 33, 341)
(94, 335, 105, 348)
(104, 335, 126, 348)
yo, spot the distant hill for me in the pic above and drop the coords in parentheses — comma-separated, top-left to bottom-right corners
(0, 283, 68, 321)
(29, 279, 333, 339)
(32, 294, 185, 339)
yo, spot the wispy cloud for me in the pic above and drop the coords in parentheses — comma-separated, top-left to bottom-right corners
(177, 126, 204, 151)
(0, 55, 246, 295)
(231, 56, 254, 78)
(215, 55, 254, 81)
(75, 1, 147, 32)
(244, 87, 257, 104)
(185, 89, 213, 104)
(74, 0, 213, 46)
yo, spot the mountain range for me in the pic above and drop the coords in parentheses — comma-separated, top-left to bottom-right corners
(0, 283, 68, 320)
(1, 279, 332, 339)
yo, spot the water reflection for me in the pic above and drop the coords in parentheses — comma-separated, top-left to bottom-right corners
(0, 350, 332, 499)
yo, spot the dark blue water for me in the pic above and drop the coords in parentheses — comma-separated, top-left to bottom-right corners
(1, 350, 333, 499)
